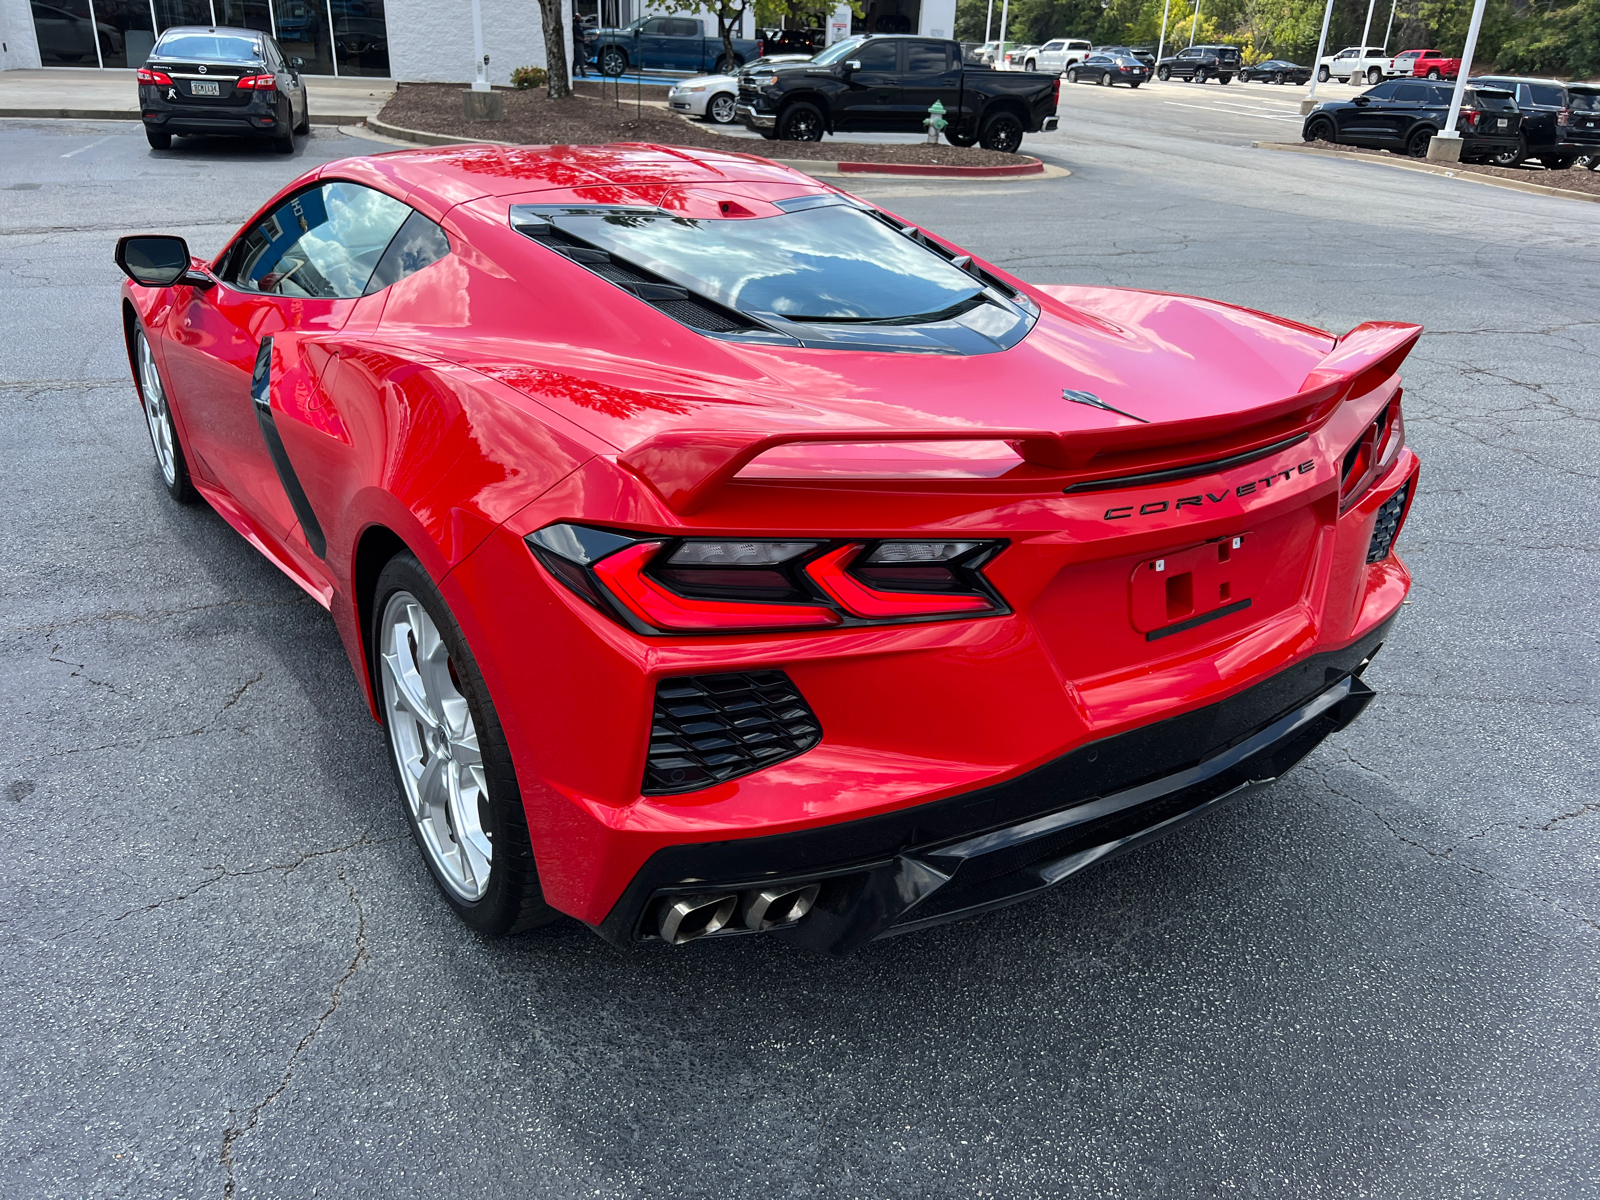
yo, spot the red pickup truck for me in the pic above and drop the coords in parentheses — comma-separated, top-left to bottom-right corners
(1399, 49, 1460, 80)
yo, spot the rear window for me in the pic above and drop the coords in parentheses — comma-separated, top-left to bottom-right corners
(529, 203, 985, 323)
(1570, 90, 1600, 112)
(1468, 88, 1518, 111)
(154, 33, 262, 61)
(1527, 83, 1565, 106)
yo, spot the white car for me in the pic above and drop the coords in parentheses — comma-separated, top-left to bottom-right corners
(1316, 45, 1391, 85)
(1027, 38, 1093, 74)
(667, 54, 809, 124)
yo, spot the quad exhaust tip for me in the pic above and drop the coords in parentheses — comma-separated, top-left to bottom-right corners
(655, 882, 822, 944)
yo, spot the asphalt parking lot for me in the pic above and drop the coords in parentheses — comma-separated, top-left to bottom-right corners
(3, 113, 1598, 1199)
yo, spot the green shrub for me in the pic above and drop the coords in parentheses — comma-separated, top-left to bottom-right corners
(511, 66, 549, 90)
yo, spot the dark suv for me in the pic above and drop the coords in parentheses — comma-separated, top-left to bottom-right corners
(1302, 79, 1522, 160)
(1155, 44, 1242, 83)
(137, 25, 308, 152)
(1469, 76, 1600, 169)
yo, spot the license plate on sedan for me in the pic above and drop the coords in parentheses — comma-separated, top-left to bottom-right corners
(191, 80, 220, 96)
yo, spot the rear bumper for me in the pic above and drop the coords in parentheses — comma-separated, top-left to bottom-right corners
(597, 614, 1392, 956)
(139, 84, 279, 136)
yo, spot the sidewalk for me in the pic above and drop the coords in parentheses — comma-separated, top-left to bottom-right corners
(0, 67, 393, 124)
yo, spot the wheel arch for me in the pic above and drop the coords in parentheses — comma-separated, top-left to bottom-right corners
(352, 521, 417, 716)
(777, 90, 832, 131)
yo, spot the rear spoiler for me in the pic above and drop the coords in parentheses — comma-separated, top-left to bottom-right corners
(619, 321, 1421, 514)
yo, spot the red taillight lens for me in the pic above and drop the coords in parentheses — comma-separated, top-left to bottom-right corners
(235, 73, 277, 90)
(804, 546, 993, 618)
(1052, 79, 1060, 108)
(1557, 107, 1570, 127)
(1460, 108, 1481, 128)
(137, 68, 173, 86)
(528, 526, 1006, 634)
(1340, 393, 1405, 510)
(593, 543, 841, 632)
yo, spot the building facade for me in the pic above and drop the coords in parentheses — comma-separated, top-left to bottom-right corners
(0, 0, 954, 79)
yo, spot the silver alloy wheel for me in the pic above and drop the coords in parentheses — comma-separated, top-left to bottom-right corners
(379, 591, 493, 902)
(709, 92, 737, 124)
(136, 328, 177, 487)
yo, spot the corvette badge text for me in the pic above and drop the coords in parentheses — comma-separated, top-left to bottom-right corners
(1100, 460, 1318, 520)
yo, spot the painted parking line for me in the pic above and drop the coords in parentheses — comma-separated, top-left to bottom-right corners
(1162, 101, 1300, 121)
(61, 135, 112, 158)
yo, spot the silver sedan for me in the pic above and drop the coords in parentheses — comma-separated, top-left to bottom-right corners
(668, 54, 810, 124)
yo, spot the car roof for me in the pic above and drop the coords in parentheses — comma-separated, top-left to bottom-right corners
(323, 143, 831, 215)
(1471, 74, 1566, 84)
(156, 25, 265, 37)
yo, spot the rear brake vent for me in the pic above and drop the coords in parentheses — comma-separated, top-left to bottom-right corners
(644, 670, 822, 795)
(1367, 481, 1410, 563)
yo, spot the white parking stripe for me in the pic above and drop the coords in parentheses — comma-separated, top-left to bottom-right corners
(61, 135, 111, 158)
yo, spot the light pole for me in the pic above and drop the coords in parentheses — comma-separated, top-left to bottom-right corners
(1355, 0, 1379, 86)
(1188, 0, 1201, 46)
(1155, 0, 1172, 67)
(998, 0, 1011, 66)
(470, 0, 489, 91)
(984, 0, 994, 48)
(1302, 0, 1337, 114)
(1428, 0, 1489, 161)
(1382, 0, 1399, 54)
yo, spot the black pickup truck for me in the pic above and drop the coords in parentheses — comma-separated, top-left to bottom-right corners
(735, 35, 1059, 153)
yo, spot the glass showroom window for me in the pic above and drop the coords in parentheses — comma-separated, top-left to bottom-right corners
(34, 0, 389, 75)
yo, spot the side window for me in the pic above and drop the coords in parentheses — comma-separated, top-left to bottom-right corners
(1043, 41, 1063, 51)
(905, 42, 949, 75)
(670, 19, 700, 36)
(227, 182, 412, 299)
(640, 17, 669, 34)
(1364, 81, 1399, 99)
(855, 41, 898, 71)
(364, 210, 452, 295)
(1527, 84, 1563, 106)
(1394, 83, 1426, 102)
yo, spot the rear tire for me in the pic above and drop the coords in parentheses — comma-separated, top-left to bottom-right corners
(1539, 154, 1575, 170)
(1024, 59, 1036, 71)
(1218, 73, 1231, 84)
(1097, 72, 1110, 86)
(1367, 66, 1381, 84)
(1193, 67, 1208, 83)
(145, 128, 171, 150)
(714, 55, 735, 73)
(979, 109, 1024, 153)
(1426, 68, 1441, 80)
(373, 552, 559, 938)
(1275, 72, 1286, 84)
(294, 102, 310, 135)
(1066, 67, 1079, 83)
(1317, 65, 1329, 82)
(778, 100, 824, 141)
(1406, 126, 1433, 158)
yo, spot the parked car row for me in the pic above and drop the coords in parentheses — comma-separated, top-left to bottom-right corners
(1302, 76, 1600, 169)
(1315, 45, 1461, 85)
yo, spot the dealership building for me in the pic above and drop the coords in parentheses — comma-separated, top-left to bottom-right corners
(0, 0, 956, 83)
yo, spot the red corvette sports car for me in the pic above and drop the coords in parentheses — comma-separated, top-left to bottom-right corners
(115, 143, 1419, 956)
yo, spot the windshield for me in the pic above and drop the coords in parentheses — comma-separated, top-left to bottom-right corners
(810, 37, 865, 66)
(153, 33, 262, 61)
(544, 204, 985, 322)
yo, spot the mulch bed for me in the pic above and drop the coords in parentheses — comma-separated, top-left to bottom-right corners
(376, 82, 1024, 167)
(1301, 137, 1600, 196)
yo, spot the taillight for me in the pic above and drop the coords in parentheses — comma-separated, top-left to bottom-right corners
(136, 67, 173, 86)
(1052, 78, 1060, 108)
(1460, 108, 1481, 128)
(1557, 107, 1570, 127)
(235, 73, 277, 90)
(527, 525, 1006, 634)
(1340, 393, 1405, 510)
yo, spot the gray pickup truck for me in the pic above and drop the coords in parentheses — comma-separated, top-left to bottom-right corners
(583, 16, 762, 77)
(736, 35, 1060, 153)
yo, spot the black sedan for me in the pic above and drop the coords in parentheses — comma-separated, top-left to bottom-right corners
(1238, 59, 1311, 84)
(136, 25, 309, 152)
(1097, 44, 1157, 68)
(1302, 79, 1523, 160)
(1065, 53, 1150, 88)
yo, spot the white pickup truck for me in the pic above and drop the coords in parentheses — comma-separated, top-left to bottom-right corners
(1315, 45, 1390, 86)
(1025, 39, 1093, 74)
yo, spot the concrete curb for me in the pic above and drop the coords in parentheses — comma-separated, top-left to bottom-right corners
(1253, 140, 1600, 205)
(0, 106, 370, 125)
(363, 118, 1065, 180)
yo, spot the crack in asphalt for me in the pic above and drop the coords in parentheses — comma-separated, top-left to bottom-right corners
(3, 596, 318, 638)
(219, 863, 370, 1200)
(1307, 752, 1600, 940)
(46, 639, 133, 700)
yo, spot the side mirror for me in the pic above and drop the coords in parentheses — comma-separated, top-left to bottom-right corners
(290, 56, 304, 70)
(115, 234, 192, 287)
(845, 59, 861, 71)
(1353, 94, 1370, 105)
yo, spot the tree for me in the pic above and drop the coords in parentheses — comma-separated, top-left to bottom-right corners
(537, 0, 572, 98)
